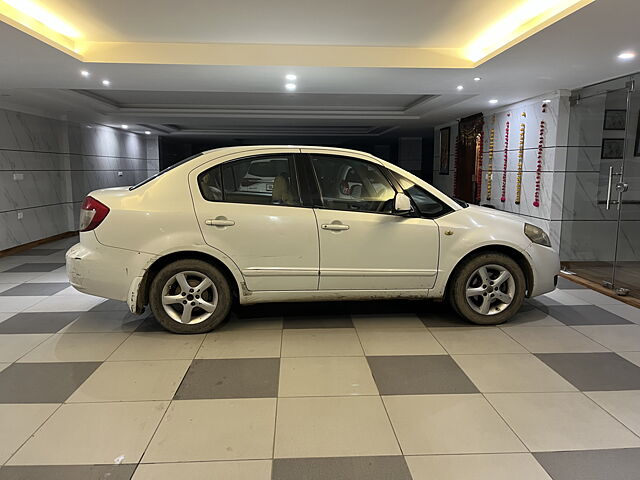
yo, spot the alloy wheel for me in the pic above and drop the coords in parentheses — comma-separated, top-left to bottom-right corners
(161, 270, 218, 325)
(464, 264, 516, 315)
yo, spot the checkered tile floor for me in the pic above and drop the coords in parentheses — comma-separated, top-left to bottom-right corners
(1, 236, 640, 479)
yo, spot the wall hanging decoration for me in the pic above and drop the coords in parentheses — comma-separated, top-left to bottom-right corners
(515, 112, 526, 205)
(455, 114, 484, 202)
(534, 120, 545, 207)
(500, 117, 510, 202)
(486, 127, 495, 200)
(474, 131, 484, 203)
(438, 127, 451, 174)
(452, 135, 460, 197)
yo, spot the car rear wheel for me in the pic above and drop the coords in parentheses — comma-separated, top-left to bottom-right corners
(449, 252, 526, 325)
(149, 259, 232, 333)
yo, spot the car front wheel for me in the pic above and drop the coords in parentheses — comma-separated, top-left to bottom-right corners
(449, 252, 526, 325)
(149, 259, 232, 334)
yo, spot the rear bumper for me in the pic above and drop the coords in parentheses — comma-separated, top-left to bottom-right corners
(525, 242, 561, 297)
(66, 232, 156, 302)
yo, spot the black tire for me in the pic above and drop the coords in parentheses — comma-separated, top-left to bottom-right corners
(448, 252, 526, 325)
(149, 259, 232, 334)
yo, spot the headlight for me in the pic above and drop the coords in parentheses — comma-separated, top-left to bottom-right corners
(524, 223, 551, 247)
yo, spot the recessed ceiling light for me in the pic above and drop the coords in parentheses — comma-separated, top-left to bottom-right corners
(121, 124, 128, 129)
(285, 83, 297, 91)
(285, 74, 297, 81)
(80, 70, 89, 78)
(144, 131, 151, 135)
(489, 99, 498, 104)
(542, 99, 551, 103)
(456, 85, 464, 91)
(102, 79, 110, 86)
(473, 77, 481, 81)
(617, 51, 635, 60)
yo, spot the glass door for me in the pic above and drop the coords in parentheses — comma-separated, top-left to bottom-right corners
(562, 74, 640, 299)
(561, 82, 629, 290)
(612, 76, 640, 298)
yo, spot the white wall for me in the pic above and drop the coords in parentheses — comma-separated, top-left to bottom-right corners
(0, 108, 159, 250)
(432, 91, 572, 252)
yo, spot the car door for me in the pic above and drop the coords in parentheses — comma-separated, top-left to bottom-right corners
(190, 149, 319, 291)
(303, 150, 441, 291)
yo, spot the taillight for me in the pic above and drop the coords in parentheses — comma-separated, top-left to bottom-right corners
(79, 196, 110, 232)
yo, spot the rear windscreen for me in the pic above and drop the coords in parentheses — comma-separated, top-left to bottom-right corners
(129, 153, 202, 190)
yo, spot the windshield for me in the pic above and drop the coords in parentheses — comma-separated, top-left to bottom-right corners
(129, 153, 202, 190)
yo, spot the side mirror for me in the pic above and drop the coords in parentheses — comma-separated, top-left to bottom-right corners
(393, 192, 412, 214)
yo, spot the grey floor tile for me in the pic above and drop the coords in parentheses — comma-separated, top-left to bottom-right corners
(11, 249, 65, 257)
(534, 448, 640, 480)
(132, 460, 271, 479)
(367, 355, 478, 395)
(3, 264, 65, 273)
(418, 305, 468, 327)
(0, 283, 70, 297)
(555, 277, 587, 290)
(174, 358, 280, 399)
(545, 305, 632, 326)
(526, 298, 561, 309)
(0, 312, 81, 334)
(0, 465, 136, 480)
(134, 316, 165, 332)
(283, 315, 353, 329)
(0, 362, 100, 403)
(536, 352, 640, 391)
(272, 456, 412, 480)
(89, 299, 130, 312)
(63, 311, 144, 333)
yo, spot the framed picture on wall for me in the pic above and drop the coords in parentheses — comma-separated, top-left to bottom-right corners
(601, 138, 624, 159)
(603, 109, 626, 130)
(439, 127, 451, 175)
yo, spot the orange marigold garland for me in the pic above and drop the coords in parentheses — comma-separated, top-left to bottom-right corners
(474, 131, 484, 203)
(486, 127, 495, 200)
(534, 119, 545, 207)
(453, 135, 460, 197)
(500, 118, 510, 202)
(515, 113, 526, 205)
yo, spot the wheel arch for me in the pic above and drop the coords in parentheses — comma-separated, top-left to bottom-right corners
(444, 244, 534, 299)
(138, 250, 242, 312)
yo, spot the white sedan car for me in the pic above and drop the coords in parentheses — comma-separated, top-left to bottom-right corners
(66, 146, 559, 333)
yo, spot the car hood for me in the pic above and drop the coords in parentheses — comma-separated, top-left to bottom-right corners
(466, 204, 525, 222)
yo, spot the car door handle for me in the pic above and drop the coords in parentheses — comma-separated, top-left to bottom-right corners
(205, 218, 235, 227)
(321, 223, 349, 231)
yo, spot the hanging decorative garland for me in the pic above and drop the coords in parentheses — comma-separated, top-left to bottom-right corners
(474, 131, 484, 203)
(486, 126, 495, 200)
(534, 119, 545, 207)
(515, 112, 526, 205)
(452, 135, 460, 197)
(500, 116, 510, 202)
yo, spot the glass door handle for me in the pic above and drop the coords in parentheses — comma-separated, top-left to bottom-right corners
(606, 166, 614, 210)
(606, 167, 623, 210)
(616, 182, 629, 211)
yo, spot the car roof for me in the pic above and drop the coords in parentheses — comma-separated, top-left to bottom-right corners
(200, 145, 372, 158)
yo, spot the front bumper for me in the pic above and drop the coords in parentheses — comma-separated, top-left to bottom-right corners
(525, 242, 561, 297)
(66, 232, 156, 302)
